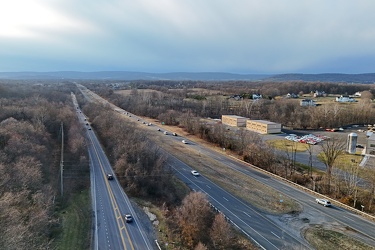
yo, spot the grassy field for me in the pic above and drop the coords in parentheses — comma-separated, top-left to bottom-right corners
(54, 190, 91, 250)
(304, 225, 374, 250)
(267, 138, 310, 152)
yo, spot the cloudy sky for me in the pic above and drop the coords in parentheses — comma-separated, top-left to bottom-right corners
(0, 0, 374, 74)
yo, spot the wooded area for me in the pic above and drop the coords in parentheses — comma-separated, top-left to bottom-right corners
(1, 79, 375, 249)
(0, 81, 88, 249)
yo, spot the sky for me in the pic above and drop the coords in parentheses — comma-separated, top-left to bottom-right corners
(0, 0, 375, 74)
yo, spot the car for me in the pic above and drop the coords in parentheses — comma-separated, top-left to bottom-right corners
(164, 131, 168, 135)
(157, 128, 161, 131)
(173, 132, 177, 136)
(107, 173, 113, 180)
(356, 144, 364, 149)
(88, 127, 92, 130)
(191, 170, 200, 176)
(124, 214, 133, 223)
(182, 140, 188, 144)
(316, 198, 331, 207)
(137, 119, 140, 121)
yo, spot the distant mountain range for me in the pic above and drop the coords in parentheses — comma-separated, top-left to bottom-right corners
(0, 71, 374, 83)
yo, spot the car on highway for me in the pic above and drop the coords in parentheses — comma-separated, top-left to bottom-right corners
(107, 173, 113, 180)
(173, 132, 177, 136)
(182, 140, 188, 144)
(157, 128, 161, 131)
(316, 198, 331, 207)
(124, 214, 133, 223)
(191, 170, 200, 176)
(164, 131, 168, 135)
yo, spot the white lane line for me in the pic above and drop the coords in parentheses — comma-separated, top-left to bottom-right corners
(206, 185, 211, 189)
(223, 197, 229, 201)
(343, 215, 355, 222)
(271, 231, 281, 239)
(243, 211, 251, 218)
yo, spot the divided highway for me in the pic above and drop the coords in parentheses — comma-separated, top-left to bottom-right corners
(76, 86, 375, 249)
(73, 94, 154, 250)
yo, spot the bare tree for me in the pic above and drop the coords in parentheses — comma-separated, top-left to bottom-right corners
(319, 136, 346, 193)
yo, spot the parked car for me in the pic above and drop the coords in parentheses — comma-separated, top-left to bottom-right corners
(316, 198, 331, 207)
(124, 214, 133, 223)
(191, 170, 200, 176)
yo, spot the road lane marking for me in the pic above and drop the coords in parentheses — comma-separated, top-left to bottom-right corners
(223, 197, 228, 201)
(206, 185, 211, 189)
(271, 231, 280, 239)
(88, 132, 134, 250)
(243, 211, 251, 218)
(343, 215, 355, 222)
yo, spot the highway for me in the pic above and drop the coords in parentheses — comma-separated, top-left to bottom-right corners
(72, 94, 154, 250)
(76, 86, 375, 249)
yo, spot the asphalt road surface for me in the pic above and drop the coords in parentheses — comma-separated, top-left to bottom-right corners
(73, 94, 154, 250)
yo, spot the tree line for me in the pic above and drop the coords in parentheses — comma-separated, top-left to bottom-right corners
(84, 80, 375, 214)
(0, 81, 88, 249)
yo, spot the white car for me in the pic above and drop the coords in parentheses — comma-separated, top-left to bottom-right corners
(124, 214, 133, 223)
(316, 198, 331, 207)
(164, 131, 168, 135)
(191, 170, 200, 176)
(182, 140, 188, 144)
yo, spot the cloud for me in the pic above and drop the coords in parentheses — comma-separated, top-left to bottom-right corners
(1, 0, 375, 73)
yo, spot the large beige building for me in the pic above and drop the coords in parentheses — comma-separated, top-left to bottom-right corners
(246, 120, 281, 134)
(366, 133, 375, 155)
(221, 115, 247, 127)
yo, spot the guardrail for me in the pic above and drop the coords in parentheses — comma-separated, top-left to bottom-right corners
(227, 154, 375, 222)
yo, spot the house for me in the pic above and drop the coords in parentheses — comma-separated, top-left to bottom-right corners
(252, 94, 262, 100)
(230, 95, 242, 101)
(300, 99, 316, 106)
(286, 93, 299, 98)
(336, 95, 356, 102)
(354, 92, 362, 97)
(313, 90, 326, 97)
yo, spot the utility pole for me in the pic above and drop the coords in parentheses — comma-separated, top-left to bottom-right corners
(60, 122, 64, 197)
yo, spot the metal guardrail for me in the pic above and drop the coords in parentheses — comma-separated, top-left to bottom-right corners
(227, 154, 375, 222)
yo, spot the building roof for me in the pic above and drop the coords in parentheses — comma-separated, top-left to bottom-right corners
(222, 115, 247, 119)
(248, 119, 280, 125)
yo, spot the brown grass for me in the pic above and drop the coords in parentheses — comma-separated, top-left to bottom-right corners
(304, 225, 374, 250)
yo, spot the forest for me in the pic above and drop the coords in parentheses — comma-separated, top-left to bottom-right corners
(1, 79, 375, 249)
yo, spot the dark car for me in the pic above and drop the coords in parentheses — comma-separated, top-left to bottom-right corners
(107, 173, 113, 180)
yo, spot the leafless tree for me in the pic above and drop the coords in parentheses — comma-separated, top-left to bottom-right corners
(319, 136, 346, 193)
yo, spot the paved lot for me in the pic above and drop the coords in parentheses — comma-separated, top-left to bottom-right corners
(262, 127, 369, 171)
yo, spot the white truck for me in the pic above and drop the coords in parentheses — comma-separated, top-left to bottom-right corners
(316, 198, 331, 207)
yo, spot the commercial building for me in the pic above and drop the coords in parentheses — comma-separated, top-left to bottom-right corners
(221, 115, 247, 127)
(246, 120, 281, 134)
